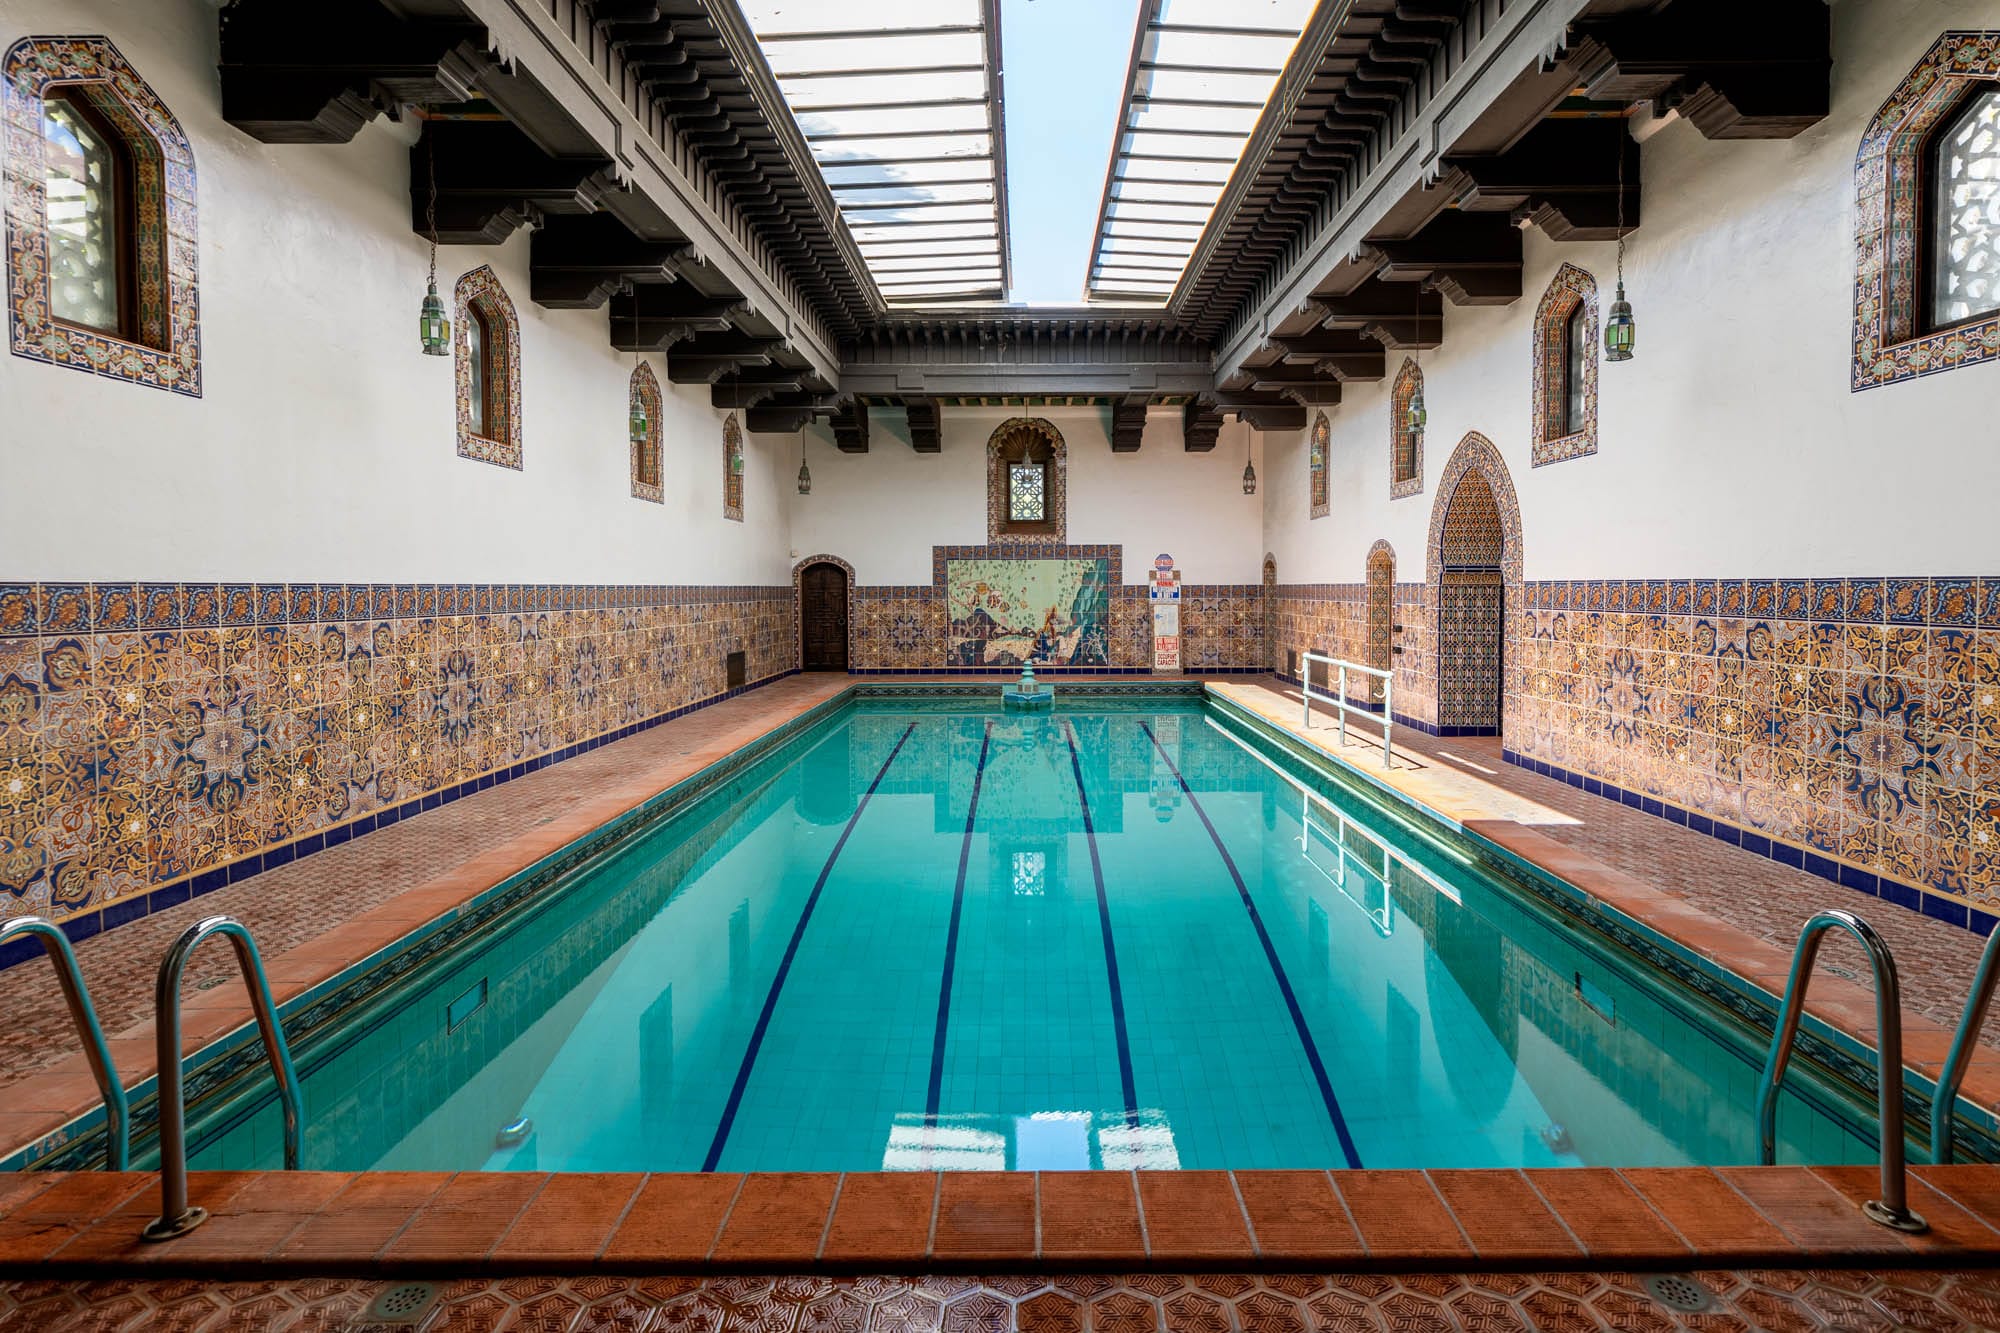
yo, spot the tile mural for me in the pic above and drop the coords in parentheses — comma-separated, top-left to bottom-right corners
(0, 582, 791, 931)
(945, 557, 1112, 667)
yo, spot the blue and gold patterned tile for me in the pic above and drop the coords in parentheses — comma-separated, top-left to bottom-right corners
(136, 583, 180, 631)
(1887, 577, 1931, 625)
(219, 583, 256, 627)
(1775, 579, 1811, 619)
(1746, 581, 1779, 619)
(1849, 578, 1887, 623)
(88, 583, 138, 633)
(1934, 577, 1977, 627)
(1691, 580, 1718, 616)
(1718, 580, 1747, 617)
(255, 584, 288, 625)
(181, 584, 221, 629)
(370, 585, 398, 619)
(312, 584, 344, 622)
(395, 584, 419, 618)
(284, 584, 317, 624)
(1809, 580, 1845, 622)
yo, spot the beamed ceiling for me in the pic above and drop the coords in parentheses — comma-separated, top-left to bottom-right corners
(219, 0, 1831, 446)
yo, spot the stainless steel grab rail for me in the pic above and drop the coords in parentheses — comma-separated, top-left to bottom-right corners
(141, 915, 303, 1242)
(1754, 909, 1926, 1232)
(0, 917, 129, 1170)
(1930, 924, 2000, 1165)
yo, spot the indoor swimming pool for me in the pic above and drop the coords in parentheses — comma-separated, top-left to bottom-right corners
(164, 696, 1884, 1175)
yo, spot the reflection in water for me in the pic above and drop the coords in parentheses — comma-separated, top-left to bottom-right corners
(883, 1109, 1180, 1171)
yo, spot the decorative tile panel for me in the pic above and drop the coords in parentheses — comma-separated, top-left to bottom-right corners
(0, 581, 793, 931)
(630, 361, 663, 503)
(1529, 261, 1599, 466)
(723, 412, 744, 520)
(453, 264, 521, 469)
(1851, 31, 2000, 390)
(1389, 359, 1424, 499)
(1307, 410, 1330, 519)
(985, 418, 1067, 544)
(3, 36, 201, 395)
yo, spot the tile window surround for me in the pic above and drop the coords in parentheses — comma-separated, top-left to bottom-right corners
(0, 582, 793, 943)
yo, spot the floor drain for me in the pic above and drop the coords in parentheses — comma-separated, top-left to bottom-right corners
(1642, 1274, 1715, 1313)
(360, 1282, 440, 1325)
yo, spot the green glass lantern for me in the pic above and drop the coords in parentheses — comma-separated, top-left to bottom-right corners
(1604, 280, 1636, 361)
(1405, 380, 1428, 431)
(419, 280, 450, 356)
(1241, 458, 1257, 496)
(629, 390, 650, 443)
(796, 457, 812, 495)
(730, 449, 744, 475)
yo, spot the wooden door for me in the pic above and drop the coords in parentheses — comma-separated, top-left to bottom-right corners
(800, 563, 849, 671)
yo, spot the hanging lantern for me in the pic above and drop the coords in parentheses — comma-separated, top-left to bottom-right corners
(418, 280, 450, 356)
(1241, 458, 1257, 496)
(1604, 280, 1636, 361)
(629, 389, 650, 443)
(1405, 379, 1428, 432)
(796, 457, 812, 495)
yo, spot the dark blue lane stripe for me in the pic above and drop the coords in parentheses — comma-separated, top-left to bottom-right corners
(702, 721, 919, 1172)
(926, 720, 994, 1117)
(1064, 720, 1139, 1124)
(1139, 720, 1364, 1169)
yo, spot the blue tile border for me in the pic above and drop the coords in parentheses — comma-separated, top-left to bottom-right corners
(1501, 748, 1997, 940)
(0, 668, 801, 974)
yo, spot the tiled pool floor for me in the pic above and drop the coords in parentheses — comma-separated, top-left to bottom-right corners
(5, 1268, 1999, 1332)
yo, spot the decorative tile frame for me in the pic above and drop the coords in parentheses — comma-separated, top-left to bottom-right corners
(3, 36, 201, 396)
(1852, 31, 2000, 391)
(1426, 432, 1524, 735)
(1389, 358, 1424, 499)
(1307, 410, 1330, 519)
(453, 265, 522, 469)
(1365, 539, 1396, 701)
(629, 361, 662, 503)
(1530, 261, 1599, 465)
(1261, 553, 1278, 671)
(791, 553, 856, 670)
(722, 412, 744, 521)
(985, 416, 1067, 544)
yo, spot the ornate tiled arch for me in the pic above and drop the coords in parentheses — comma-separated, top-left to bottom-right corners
(722, 412, 744, 521)
(629, 361, 663, 503)
(3, 36, 201, 396)
(1307, 410, 1330, 519)
(1426, 433, 1524, 737)
(985, 416, 1067, 544)
(1852, 31, 2000, 390)
(791, 553, 856, 671)
(1389, 359, 1424, 499)
(1365, 539, 1397, 701)
(1426, 432, 1523, 584)
(453, 265, 522, 469)
(1530, 262, 1599, 465)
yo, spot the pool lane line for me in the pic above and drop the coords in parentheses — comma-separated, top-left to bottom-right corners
(701, 720, 919, 1172)
(1063, 719, 1141, 1126)
(1139, 720, 1365, 1170)
(926, 720, 994, 1118)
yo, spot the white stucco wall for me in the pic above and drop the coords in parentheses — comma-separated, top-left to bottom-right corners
(0, 0, 799, 586)
(1264, 0, 1999, 586)
(788, 407, 1267, 587)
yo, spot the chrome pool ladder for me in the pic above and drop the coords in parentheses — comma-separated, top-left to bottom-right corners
(0, 916, 128, 1170)
(1930, 922, 2000, 1166)
(1754, 909, 1926, 1232)
(142, 915, 303, 1243)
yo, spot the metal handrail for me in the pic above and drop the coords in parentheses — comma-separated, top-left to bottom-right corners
(1930, 924, 2000, 1165)
(0, 917, 128, 1170)
(1299, 651, 1393, 767)
(141, 915, 303, 1242)
(1755, 909, 1926, 1232)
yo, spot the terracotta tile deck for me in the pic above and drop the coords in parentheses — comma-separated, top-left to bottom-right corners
(9, 1268, 2000, 1333)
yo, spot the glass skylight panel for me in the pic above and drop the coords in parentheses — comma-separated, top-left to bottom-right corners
(743, 0, 1008, 304)
(1085, 0, 1312, 302)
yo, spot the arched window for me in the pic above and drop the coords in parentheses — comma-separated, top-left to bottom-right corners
(4, 37, 200, 394)
(1926, 84, 2000, 331)
(1530, 262, 1598, 466)
(630, 363, 663, 503)
(1852, 35, 2000, 389)
(1308, 411, 1330, 520)
(985, 418, 1067, 542)
(1388, 359, 1424, 500)
(722, 413, 744, 521)
(453, 265, 521, 469)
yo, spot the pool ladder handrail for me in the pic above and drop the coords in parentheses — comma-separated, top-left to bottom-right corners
(0, 917, 129, 1170)
(1930, 923, 2000, 1166)
(142, 915, 303, 1243)
(1754, 909, 1926, 1232)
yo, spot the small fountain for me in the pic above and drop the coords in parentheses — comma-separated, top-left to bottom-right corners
(1002, 660, 1052, 711)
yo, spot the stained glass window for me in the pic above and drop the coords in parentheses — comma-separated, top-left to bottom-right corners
(724, 414, 744, 518)
(1308, 413, 1329, 514)
(43, 93, 122, 335)
(1930, 86, 2000, 328)
(1008, 461, 1045, 521)
(1563, 302, 1590, 436)
(465, 308, 489, 437)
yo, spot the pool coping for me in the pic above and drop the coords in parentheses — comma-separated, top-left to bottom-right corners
(4, 674, 2000, 1275)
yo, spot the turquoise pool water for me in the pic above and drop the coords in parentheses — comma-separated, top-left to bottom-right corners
(180, 698, 1881, 1173)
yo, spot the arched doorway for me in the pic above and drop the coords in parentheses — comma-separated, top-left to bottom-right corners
(796, 557, 851, 672)
(1261, 554, 1278, 673)
(1365, 542, 1395, 706)
(1427, 434, 1522, 737)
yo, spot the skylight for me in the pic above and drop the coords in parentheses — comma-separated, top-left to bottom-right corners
(741, 0, 1010, 305)
(1084, 0, 1313, 303)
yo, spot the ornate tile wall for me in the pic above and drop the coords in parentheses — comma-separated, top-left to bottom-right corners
(0, 581, 792, 932)
(1273, 582, 1430, 724)
(1509, 575, 2000, 925)
(453, 265, 521, 469)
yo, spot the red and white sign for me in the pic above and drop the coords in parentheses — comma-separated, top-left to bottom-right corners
(1150, 554, 1180, 672)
